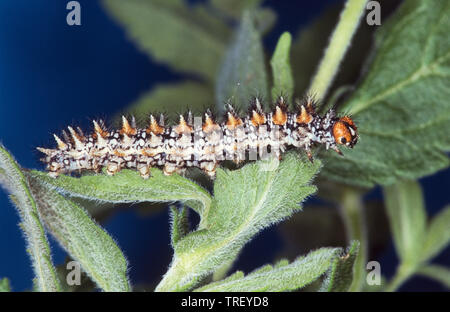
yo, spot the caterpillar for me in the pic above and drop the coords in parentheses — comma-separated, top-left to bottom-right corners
(37, 96, 358, 179)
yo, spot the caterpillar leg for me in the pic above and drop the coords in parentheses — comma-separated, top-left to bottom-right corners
(163, 163, 177, 176)
(47, 161, 62, 178)
(204, 168, 216, 179)
(306, 150, 314, 163)
(175, 167, 187, 176)
(48, 171, 59, 178)
(137, 163, 151, 179)
(201, 161, 217, 179)
(106, 162, 121, 176)
(332, 146, 343, 156)
(92, 160, 102, 174)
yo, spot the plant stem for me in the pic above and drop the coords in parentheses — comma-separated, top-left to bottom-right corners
(155, 257, 200, 292)
(308, 0, 367, 101)
(384, 264, 415, 292)
(339, 187, 367, 292)
(0, 146, 62, 291)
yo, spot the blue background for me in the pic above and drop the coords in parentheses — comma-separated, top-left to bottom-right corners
(0, 0, 448, 291)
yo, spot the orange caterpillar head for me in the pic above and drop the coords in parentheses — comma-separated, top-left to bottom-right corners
(332, 116, 358, 148)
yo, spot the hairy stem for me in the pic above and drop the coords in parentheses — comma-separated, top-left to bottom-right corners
(0, 146, 61, 291)
(339, 187, 367, 291)
(384, 264, 415, 292)
(308, 0, 367, 101)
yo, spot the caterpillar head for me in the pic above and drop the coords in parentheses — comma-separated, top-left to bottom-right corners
(332, 116, 358, 148)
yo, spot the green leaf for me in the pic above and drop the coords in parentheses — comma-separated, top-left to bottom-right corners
(195, 247, 341, 292)
(170, 205, 189, 247)
(212, 258, 235, 282)
(307, 0, 368, 101)
(338, 188, 367, 292)
(291, 6, 341, 97)
(215, 10, 268, 113)
(155, 154, 321, 291)
(102, 0, 229, 81)
(270, 32, 294, 102)
(291, 4, 373, 100)
(320, 240, 360, 292)
(28, 175, 130, 292)
(0, 145, 62, 292)
(119, 81, 213, 121)
(421, 205, 450, 262)
(417, 265, 450, 289)
(322, 0, 450, 187)
(384, 200, 450, 292)
(0, 278, 11, 292)
(383, 180, 427, 264)
(29, 168, 212, 225)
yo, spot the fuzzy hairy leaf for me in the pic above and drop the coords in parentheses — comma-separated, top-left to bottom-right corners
(195, 247, 341, 292)
(155, 154, 321, 291)
(322, 0, 450, 187)
(216, 10, 268, 113)
(212, 258, 235, 283)
(383, 184, 449, 291)
(28, 175, 130, 292)
(270, 32, 294, 102)
(383, 180, 426, 264)
(29, 168, 212, 221)
(0, 278, 11, 292)
(170, 206, 189, 247)
(421, 205, 450, 262)
(320, 240, 359, 292)
(291, 3, 373, 99)
(417, 265, 450, 289)
(291, 6, 341, 97)
(307, 0, 367, 101)
(103, 0, 229, 81)
(0, 145, 61, 292)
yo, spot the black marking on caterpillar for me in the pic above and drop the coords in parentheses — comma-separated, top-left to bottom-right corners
(37, 96, 358, 179)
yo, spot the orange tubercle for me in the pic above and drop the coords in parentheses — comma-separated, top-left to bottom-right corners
(120, 116, 137, 135)
(226, 112, 243, 129)
(272, 106, 287, 125)
(203, 114, 219, 132)
(296, 105, 313, 124)
(147, 115, 165, 135)
(251, 110, 265, 126)
(175, 115, 193, 134)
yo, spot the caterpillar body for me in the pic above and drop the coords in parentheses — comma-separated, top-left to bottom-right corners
(37, 97, 358, 179)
